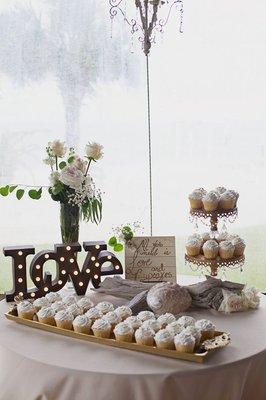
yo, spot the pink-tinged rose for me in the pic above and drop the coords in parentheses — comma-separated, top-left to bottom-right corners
(85, 142, 104, 160)
(49, 140, 67, 157)
(60, 165, 84, 190)
(73, 156, 87, 173)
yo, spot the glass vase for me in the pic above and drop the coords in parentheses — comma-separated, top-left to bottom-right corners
(60, 202, 80, 244)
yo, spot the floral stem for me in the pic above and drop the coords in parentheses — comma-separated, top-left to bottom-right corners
(85, 159, 92, 176)
(55, 156, 58, 171)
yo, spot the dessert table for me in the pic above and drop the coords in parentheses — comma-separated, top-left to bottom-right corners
(0, 292, 265, 400)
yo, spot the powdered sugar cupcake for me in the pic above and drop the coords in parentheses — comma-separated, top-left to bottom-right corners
(37, 307, 55, 326)
(95, 301, 114, 315)
(103, 311, 122, 330)
(216, 232, 231, 243)
(188, 190, 204, 210)
(125, 316, 142, 331)
(45, 292, 62, 303)
(174, 332, 195, 353)
(73, 315, 92, 334)
(113, 322, 134, 342)
(203, 240, 219, 259)
(137, 310, 155, 322)
(195, 319, 216, 340)
(166, 320, 183, 335)
(142, 318, 161, 333)
(201, 232, 211, 244)
(115, 305, 132, 321)
(54, 310, 74, 330)
(219, 240, 235, 259)
(202, 192, 219, 212)
(135, 326, 155, 346)
(77, 297, 94, 312)
(177, 315, 196, 328)
(17, 301, 36, 320)
(62, 294, 77, 307)
(154, 329, 174, 350)
(157, 313, 176, 328)
(232, 237, 246, 256)
(92, 318, 112, 338)
(219, 190, 237, 210)
(33, 297, 49, 311)
(85, 307, 103, 322)
(67, 303, 83, 318)
(51, 301, 66, 313)
(183, 326, 202, 346)
(186, 238, 201, 257)
(215, 186, 227, 195)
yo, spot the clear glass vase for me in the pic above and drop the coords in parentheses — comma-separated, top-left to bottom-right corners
(60, 202, 80, 244)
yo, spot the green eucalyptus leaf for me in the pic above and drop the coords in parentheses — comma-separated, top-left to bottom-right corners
(28, 187, 42, 200)
(16, 189, 25, 200)
(68, 156, 75, 164)
(114, 243, 123, 252)
(52, 182, 64, 195)
(108, 236, 117, 247)
(0, 185, 9, 196)
(59, 161, 67, 170)
(9, 185, 17, 193)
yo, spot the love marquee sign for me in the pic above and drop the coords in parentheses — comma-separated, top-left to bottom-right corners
(3, 241, 123, 302)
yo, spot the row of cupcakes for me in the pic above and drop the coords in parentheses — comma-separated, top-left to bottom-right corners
(186, 232, 245, 260)
(16, 294, 216, 354)
(189, 187, 239, 212)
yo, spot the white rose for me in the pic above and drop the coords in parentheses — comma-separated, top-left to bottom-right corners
(85, 142, 104, 160)
(49, 171, 61, 186)
(60, 165, 85, 190)
(73, 156, 87, 173)
(49, 140, 67, 158)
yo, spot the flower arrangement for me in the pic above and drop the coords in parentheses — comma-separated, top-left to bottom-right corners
(108, 222, 143, 252)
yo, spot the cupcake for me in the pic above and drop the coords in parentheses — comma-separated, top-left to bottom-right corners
(73, 315, 92, 334)
(125, 316, 142, 331)
(203, 240, 219, 259)
(92, 318, 112, 338)
(37, 307, 55, 326)
(103, 311, 122, 330)
(51, 301, 66, 313)
(85, 307, 103, 322)
(142, 318, 161, 333)
(186, 238, 201, 257)
(154, 329, 174, 350)
(183, 326, 202, 346)
(215, 186, 227, 195)
(195, 319, 215, 341)
(219, 191, 237, 210)
(202, 192, 219, 212)
(166, 320, 183, 335)
(17, 301, 36, 320)
(157, 313, 176, 328)
(45, 292, 62, 303)
(54, 310, 74, 330)
(174, 333, 195, 353)
(201, 232, 211, 244)
(77, 296, 94, 312)
(137, 310, 155, 322)
(67, 303, 83, 318)
(135, 326, 155, 346)
(216, 232, 231, 243)
(33, 297, 49, 311)
(188, 190, 204, 210)
(115, 305, 132, 321)
(232, 237, 246, 256)
(188, 233, 203, 244)
(113, 322, 134, 342)
(195, 188, 207, 196)
(219, 240, 235, 259)
(177, 315, 196, 328)
(95, 301, 114, 315)
(62, 294, 77, 306)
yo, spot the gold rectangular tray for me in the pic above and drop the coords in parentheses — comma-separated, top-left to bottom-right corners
(5, 311, 229, 363)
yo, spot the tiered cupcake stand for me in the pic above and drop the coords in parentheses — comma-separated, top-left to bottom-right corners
(185, 207, 245, 277)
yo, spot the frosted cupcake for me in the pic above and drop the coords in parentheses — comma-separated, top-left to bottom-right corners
(85, 307, 103, 322)
(125, 316, 142, 331)
(77, 297, 94, 312)
(113, 322, 134, 342)
(195, 319, 216, 340)
(219, 190, 237, 210)
(67, 303, 83, 318)
(62, 294, 77, 307)
(215, 186, 227, 195)
(33, 297, 49, 311)
(95, 301, 114, 315)
(103, 311, 122, 330)
(202, 192, 219, 212)
(232, 237, 246, 256)
(201, 232, 211, 244)
(219, 240, 235, 259)
(216, 232, 231, 243)
(157, 313, 176, 328)
(135, 326, 155, 346)
(154, 329, 174, 350)
(17, 301, 36, 320)
(188, 190, 204, 210)
(166, 320, 183, 335)
(142, 318, 161, 333)
(137, 310, 155, 322)
(174, 333, 195, 353)
(45, 292, 62, 303)
(183, 326, 202, 346)
(51, 301, 66, 313)
(177, 315, 196, 328)
(92, 318, 112, 338)
(186, 238, 201, 257)
(54, 310, 74, 330)
(37, 307, 55, 326)
(73, 315, 92, 334)
(115, 305, 132, 321)
(203, 240, 219, 259)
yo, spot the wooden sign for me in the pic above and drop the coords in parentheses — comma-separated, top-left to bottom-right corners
(125, 236, 176, 283)
(3, 241, 123, 302)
